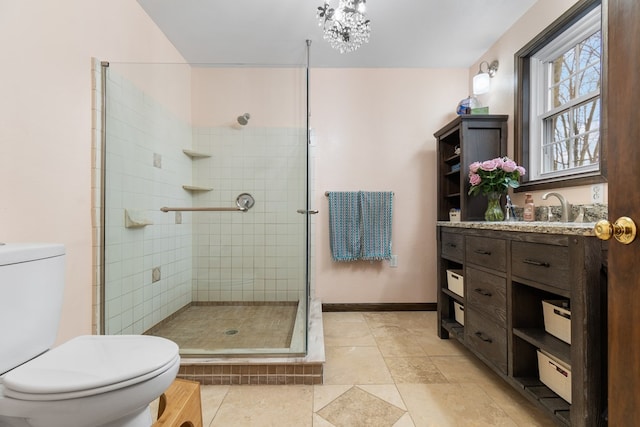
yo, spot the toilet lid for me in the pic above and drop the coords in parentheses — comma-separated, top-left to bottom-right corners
(2, 335, 179, 400)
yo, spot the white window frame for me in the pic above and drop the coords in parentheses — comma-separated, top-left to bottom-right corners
(527, 5, 601, 182)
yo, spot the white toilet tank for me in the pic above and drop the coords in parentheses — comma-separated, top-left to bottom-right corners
(0, 243, 65, 375)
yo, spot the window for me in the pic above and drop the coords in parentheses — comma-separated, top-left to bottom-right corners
(515, 0, 605, 190)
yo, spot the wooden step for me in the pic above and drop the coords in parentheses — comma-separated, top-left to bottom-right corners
(153, 379, 203, 427)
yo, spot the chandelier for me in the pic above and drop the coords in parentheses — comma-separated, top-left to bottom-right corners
(316, 0, 371, 53)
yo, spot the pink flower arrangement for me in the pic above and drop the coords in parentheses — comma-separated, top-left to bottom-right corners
(468, 157, 526, 196)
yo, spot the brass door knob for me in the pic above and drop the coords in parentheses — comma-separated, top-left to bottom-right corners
(594, 217, 637, 244)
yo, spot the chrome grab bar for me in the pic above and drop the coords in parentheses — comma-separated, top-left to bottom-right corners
(160, 206, 247, 212)
(161, 192, 255, 213)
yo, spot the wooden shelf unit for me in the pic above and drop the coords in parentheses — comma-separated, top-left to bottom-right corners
(435, 115, 508, 221)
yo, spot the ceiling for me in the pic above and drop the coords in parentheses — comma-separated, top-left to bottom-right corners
(137, 0, 537, 68)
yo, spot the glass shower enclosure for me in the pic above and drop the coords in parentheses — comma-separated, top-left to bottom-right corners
(101, 60, 310, 357)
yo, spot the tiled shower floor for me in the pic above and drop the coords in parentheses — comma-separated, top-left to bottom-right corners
(173, 299, 325, 386)
(146, 302, 298, 352)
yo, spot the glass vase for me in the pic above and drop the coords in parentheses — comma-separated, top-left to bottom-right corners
(484, 192, 505, 221)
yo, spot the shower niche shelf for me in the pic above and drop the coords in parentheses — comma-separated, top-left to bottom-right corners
(182, 149, 211, 159)
(182, 185, 213, 192)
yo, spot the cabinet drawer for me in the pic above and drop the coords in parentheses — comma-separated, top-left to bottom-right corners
(466, 236, 506, 272)
(441, 231, 464, 261)
(465, 267, 507, 325)
(511, 241, 570, 290)
(465, 307, 507, 374)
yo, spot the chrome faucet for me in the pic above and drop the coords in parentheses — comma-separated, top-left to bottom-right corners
(542, 192, 572, 222)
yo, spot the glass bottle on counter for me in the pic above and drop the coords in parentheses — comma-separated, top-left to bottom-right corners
(523, 193, 535, 221)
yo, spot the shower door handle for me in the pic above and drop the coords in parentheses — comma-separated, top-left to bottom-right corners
(297, 209, 319, 214)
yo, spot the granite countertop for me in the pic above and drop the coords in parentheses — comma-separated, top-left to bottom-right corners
(436, 220, 597, 236)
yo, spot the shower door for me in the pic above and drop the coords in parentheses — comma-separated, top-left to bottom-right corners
(101, 62, 310, 357)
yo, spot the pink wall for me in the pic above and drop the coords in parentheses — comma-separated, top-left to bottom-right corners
(469, 0, 606, 207)
(191, 68, 306, 127)
(311, 69, 468, 303)
(0, 0, 187, 344)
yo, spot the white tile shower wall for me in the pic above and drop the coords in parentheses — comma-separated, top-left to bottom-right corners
(192, 126, 307, 302)
(104, 69, 193, 335)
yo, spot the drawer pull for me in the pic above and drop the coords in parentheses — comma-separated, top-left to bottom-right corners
(522, 258, 550, 268)
(474, 288, 493, 297)
(553, 308, 571, 320)
(474, 249, 492, 255)
(474, 331, 493, 343)
(447, 243, 457, 248)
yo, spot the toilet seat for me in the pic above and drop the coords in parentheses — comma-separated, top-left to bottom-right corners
(2, 335, 179, 401)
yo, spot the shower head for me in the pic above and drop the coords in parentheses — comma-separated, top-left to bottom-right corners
(237, 113, 251, 126)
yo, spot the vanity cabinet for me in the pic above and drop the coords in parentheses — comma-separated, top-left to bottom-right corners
(437, 224, 606, 426)
(435, 115, 508, 221)
(464, 236, 508, 374)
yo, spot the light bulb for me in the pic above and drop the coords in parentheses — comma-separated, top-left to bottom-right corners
(473, 72, 490, 95)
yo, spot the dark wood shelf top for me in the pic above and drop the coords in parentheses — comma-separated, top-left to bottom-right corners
(513, 328, 571, 366)
(512, 377, 571, 425)
(442, 287, 464, 303)
(442, 318, 465, 341)
(444, 154, 460, 163)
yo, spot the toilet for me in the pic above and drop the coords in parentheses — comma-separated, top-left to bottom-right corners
(0, 243, 180, 427)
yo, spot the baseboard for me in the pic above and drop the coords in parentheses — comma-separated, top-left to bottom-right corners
(322, 302, 436, 312)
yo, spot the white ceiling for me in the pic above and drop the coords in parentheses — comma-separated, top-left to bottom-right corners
(137, 0, 537, 68)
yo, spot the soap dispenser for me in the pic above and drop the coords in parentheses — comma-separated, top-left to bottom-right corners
(505, 195, 517, 221)
(523, 193, 535, 222)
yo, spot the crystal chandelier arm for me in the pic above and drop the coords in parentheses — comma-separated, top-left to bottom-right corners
(316, 0, 371, 53)
(317, 3, 334, 26)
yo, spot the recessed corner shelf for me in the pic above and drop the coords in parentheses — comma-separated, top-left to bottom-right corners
(182, 149, 211, 159)
(182, 185, 213, 192)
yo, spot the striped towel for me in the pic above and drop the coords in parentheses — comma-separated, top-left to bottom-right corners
(360, 191, 393, 261)
(327, 191, 394, 262)
(328, 192, 361, 262)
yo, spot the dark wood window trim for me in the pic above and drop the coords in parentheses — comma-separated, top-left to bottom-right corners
(514, 0, 606, 192)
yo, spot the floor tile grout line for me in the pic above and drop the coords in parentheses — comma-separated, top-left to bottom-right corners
(205, 386, 230, 427)
(364, 312, 417, 424)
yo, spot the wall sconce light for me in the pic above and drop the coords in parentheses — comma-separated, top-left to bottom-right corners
(473, 60, 499, 95)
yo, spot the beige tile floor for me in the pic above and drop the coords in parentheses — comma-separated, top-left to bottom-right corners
(157, 311, 557, 426)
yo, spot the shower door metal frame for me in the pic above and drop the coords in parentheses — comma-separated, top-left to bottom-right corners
(99, 61, 109, 334)
(304, 39, 313, 354)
